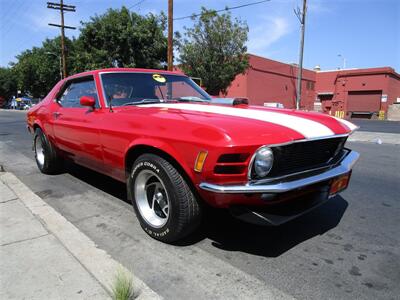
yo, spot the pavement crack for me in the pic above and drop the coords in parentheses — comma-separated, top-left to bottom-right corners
(0, 233, 50, 247)
(0, 197, 19, 203)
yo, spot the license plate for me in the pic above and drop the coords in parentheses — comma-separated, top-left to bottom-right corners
(329, 172, 351, 197)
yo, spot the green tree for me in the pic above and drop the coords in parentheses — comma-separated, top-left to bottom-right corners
(0, 67, 17, 102)
(12, 48, 46, 98)
(75, 6, 167, 70)
(177, 8, 249, 95)
(12, 37, 75, 98)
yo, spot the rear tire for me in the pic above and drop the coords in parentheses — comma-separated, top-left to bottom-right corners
(128, 154, 202, 243)
(33, 128, 62, 174)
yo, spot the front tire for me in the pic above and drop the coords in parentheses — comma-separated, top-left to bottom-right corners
(128, 154, 202, 243)
(33, 128, 62, 174)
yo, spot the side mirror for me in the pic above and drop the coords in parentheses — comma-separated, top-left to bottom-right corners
(80, 96, 95, 108)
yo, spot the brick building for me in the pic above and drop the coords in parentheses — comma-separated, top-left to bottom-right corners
(224, 54, 316, 110)
(224, 54, 400, 118)
(315, 67, 400, 117)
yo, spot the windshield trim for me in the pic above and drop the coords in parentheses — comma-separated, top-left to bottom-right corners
(98, 71, 211, 108)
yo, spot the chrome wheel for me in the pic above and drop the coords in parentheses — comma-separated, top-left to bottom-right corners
(134, 170, 169, 228)
(35, 136, 45, 167)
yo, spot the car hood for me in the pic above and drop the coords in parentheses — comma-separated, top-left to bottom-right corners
(132, 103, 358, 146)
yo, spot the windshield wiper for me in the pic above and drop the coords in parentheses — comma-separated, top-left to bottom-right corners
(122, 99, 162, 106)
(174, 96, 209, 103)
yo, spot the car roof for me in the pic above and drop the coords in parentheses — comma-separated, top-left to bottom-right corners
(65, 68, 186, 81)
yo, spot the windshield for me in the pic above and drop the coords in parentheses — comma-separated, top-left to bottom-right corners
(101, 72, 211, 107)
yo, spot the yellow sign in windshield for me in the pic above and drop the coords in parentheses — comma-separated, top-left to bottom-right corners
(152, 74, 166, 83)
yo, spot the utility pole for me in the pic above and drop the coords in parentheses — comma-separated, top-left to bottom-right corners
(294, 0, 307, 110)
(47, 1, 76, 79)
(167, 0, 173, 71)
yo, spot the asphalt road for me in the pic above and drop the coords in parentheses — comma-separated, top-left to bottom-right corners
(1, 110, 399, 299)
(351, 119, 400, 133)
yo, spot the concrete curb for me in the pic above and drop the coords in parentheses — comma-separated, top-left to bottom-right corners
(0, 172, 161, 300)
(0, 109, 27, 113)
(347, 131, 400, 145)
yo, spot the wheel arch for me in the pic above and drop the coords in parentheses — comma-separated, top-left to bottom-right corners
(32, 119, 46, 134)
(33, 122, 42, 131)
(32, 122, 48, 142)
(125, 144, 194, 182)
(124, 142, 203, 203)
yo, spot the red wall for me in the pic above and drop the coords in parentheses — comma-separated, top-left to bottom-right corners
(224, 54, 316, 110)
(315, 68, 400, 115)
(194, 54, 400, 117)
(387, 74, 400, 105)
(223, 72, 247, 98)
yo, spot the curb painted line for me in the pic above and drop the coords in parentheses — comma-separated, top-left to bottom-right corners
(0, 172, 161, 300)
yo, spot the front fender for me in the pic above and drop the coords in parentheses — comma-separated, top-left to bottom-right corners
(125, 137, 198, 184)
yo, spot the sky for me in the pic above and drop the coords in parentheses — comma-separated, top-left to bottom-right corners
(0, 0, 399, 71)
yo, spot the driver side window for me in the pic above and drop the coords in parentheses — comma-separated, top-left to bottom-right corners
(58, 78, 99, 108)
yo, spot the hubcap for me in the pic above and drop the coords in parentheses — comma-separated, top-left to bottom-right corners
(134, 169, 169, 228)
(35, 136, 45, 167)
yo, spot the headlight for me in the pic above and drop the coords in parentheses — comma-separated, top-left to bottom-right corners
(253, 147, 274, 178)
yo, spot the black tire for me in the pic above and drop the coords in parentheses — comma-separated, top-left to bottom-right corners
(33, 128, 62, 174)
(127, 153, 202, 243)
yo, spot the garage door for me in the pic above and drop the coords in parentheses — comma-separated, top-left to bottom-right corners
(347, 90, 381, 112)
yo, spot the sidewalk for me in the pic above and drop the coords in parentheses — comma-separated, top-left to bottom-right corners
(0, 171, 160, 300)
(347, 131, 400, 145)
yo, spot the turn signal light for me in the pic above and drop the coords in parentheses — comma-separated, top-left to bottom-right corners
(194, 151, 208, 172)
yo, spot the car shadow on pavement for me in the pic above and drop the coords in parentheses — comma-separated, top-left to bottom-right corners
(64, 161, 129, 204)
(200, 196, 348, 257)
(64, 161, 348, 257)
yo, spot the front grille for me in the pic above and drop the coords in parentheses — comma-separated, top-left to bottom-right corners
(214, 165, 246, 174)
(214, 153, 250, 175)
(267, 137, 347, 178)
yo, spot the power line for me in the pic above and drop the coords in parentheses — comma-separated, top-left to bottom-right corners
(174, 0, 271, 21)
(1, 0, 28, 33)
(0, 0, 24, 27)
(128, 0, 146, 10)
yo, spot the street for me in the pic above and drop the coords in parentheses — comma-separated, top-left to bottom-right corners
(1, 110, 399, 299)
(351, 119, 400, 134)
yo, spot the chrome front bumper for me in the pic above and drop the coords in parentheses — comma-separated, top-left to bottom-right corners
(199, 150, 359, 194)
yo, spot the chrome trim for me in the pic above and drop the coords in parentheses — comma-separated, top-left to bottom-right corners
(247, 145, 261, 180)
(98, 73, 109, 108)
(258, 133, 349, 148)
(247, 145, 274, 180)
(98, 71, 185, 75)
(200, 150, 359, 194)
(55, 74, 102, 109)
(98, 71, 210, 108)
(246, 134, 350, 180)
(250, 149, 349, 185)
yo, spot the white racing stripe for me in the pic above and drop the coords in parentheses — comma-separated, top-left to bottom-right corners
(333, 116, 359, 132)
(141, 103, 335, 139)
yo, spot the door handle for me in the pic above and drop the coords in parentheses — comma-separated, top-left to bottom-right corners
(53, 112, 61, 119)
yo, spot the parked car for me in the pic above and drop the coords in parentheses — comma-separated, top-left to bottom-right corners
(17, 97, 33, 110)
(26, 68, 359, 243)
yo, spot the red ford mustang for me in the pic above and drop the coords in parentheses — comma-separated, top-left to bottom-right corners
(27, 68, 359, 243)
